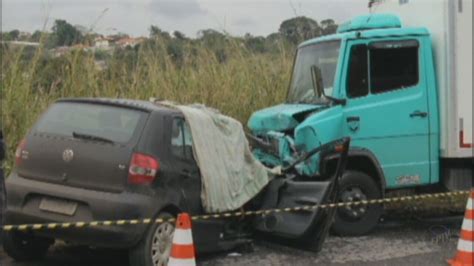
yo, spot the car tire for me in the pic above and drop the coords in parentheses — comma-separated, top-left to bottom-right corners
(129, 212, 175, 266)
(2, 231, 53, 261)
(331, 170, 383, 236)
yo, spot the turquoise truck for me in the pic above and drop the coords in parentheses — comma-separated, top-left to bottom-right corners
(248, 0, 472, 236)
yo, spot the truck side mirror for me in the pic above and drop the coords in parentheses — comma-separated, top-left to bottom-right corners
(311, 65, 347, 106)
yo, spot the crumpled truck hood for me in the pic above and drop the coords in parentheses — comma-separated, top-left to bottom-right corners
(247, 104, 324, 133)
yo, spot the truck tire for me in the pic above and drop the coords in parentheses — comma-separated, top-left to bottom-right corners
(129, 212, 175, 266)
(2, 231, 53, 261)
(332, 171, 382, 236)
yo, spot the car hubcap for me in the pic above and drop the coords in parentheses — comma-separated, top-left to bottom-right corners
(151, 221, 175, 266)
(339, 186, 368, 221)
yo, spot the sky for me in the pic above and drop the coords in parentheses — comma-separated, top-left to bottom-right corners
(1, 0, 369, 37)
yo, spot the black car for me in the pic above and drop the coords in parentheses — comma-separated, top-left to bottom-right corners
(3, 98, 349, 266)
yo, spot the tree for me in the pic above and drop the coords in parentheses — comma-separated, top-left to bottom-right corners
(8, 30, 20, 41)
(167, 39, 185, 66)
(30, 30, 43, 42)
(244, 33, 266, 53)
(321, 19, 338, 35)
(50, 20, 83, 47)
(74, 25, 89, 35)
(197, 29, 228, 62)
(82, 33, 100, 46)
(1, 30, 20, 41)
(173, 31, 187, 41)
(266, 32, 282, 42)
(115, 32, 130, 38)
(1, 33, 8, 41)
(279, 16, 321, 45)
(149, 25, 171, 41)
(197, 29, 226, 47)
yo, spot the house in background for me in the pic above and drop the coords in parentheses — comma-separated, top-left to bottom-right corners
(94, 36, 113, 50)
(115, 37, 146, 49)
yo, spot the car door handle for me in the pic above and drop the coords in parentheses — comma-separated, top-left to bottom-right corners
(410, 111, 428, 118)
(346, 116, 360, 122)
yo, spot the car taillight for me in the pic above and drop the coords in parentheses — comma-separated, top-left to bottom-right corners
(15, 139, 27, 166)
(128, 153, 159, 185)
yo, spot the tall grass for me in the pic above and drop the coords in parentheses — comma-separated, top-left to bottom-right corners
(1, 40, 468, 212)
(1, 40, 293, 172)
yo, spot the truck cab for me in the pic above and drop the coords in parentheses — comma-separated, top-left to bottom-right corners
(248, 6, 472, 236)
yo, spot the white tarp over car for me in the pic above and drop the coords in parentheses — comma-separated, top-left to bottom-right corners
(155, 101, 272, 213)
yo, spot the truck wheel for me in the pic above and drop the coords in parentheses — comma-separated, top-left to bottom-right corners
(2, 231, 53, 261)
(332, 171, 382, 236)
(129, 212, 175, 266)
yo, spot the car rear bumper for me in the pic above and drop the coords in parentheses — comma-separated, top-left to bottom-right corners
(5, 173, 156, 249)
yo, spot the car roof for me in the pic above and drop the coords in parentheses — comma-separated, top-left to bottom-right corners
(56, 98, 182, 115)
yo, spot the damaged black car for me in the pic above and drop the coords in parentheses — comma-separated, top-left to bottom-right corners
(3, 98, 350, 266)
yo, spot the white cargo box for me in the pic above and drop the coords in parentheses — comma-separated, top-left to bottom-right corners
(371, 0, 472, 158)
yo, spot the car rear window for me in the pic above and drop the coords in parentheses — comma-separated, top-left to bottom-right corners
(35, 102, 146, 143)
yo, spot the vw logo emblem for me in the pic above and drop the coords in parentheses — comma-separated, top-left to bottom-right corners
(62, 149, 74, 162)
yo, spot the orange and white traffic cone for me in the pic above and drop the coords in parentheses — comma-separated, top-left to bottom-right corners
(168, 213, 196, 266)
(448, 189, 474, 266)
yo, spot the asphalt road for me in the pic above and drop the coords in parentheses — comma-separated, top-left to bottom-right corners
(0, 216, 463, 266)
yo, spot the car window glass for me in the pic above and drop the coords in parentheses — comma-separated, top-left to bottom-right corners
(347, 44, 369, 98)
(182, 122, 194, 160)
(35, 102, 144, 143)
(369, 43, 419, 93)
(171, 118, 194, 161)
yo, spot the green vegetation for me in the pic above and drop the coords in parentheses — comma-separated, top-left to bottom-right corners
(1, 16, 339, 172)
(0, 17, 468, 213)
(49, 20, 85, 47)
(1, 30, 20, 42)
(0, 33, 290, 173)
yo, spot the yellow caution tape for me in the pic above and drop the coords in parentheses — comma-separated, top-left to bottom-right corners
(1, 190, 469, 232)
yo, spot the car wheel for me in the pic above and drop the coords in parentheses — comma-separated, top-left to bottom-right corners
(129, 212, 175, 266)
(3, 231, 54, 261)
(332, 170, 383, 236)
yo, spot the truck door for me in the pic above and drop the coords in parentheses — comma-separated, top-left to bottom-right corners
(342, 38, 431, 188)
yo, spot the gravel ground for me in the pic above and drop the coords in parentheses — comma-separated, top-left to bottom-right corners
(0, 216, 463, 266)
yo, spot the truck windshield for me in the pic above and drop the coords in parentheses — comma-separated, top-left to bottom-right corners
(287, 40, 341, 104)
